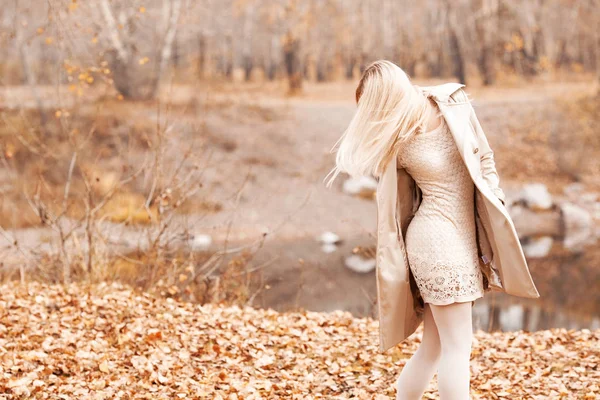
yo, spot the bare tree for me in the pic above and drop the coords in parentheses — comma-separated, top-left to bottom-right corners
(98, 0, 182, 100)
(1, 0, 598, 90)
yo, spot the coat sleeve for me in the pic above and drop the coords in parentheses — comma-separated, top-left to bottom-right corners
(450, 88, 506, 205)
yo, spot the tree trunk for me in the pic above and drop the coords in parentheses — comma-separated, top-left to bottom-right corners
(242, 6, 255, 81)
(449, 29, 467, 84)
(153, 0, 182, 97)
(316, 60, 327, 82)
(478, 44, 496, 85)
(446, 0, 467, 84)
(345, 57, 355, 80)
(243, 56, 253, 81)
(266, 36, 279, 81)
(474, 0, 499, 86)
(100, 0, 181, 100)
(105, 51, 159, 100)
(172, 36, 181, 68)
(596, 25, 600, 95)
(197, 33, 207, 79)
(267, 63, 277, 80)
(283, 33, 302, 95)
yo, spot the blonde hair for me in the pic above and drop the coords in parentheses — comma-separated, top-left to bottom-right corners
(324, 60, 438, 187)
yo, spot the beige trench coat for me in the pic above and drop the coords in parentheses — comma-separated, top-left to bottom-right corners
(375, 82, 540, 353)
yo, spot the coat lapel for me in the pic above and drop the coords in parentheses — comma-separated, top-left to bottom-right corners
(420, 83, 478, 182)
(438, 106, 474, 171)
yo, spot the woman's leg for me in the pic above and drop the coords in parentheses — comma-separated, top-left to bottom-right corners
(395, 303, 441, 400)
(429, 301, 474, 400)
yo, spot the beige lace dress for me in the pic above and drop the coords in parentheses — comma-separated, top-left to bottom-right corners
(396, 118, 485, 306)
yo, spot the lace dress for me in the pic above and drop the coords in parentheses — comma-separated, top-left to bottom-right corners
(397, 118, 485, 306)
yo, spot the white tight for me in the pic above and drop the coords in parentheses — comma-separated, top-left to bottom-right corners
(395, 302, 474, 400)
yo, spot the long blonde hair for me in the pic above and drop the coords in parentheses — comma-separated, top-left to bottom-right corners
(324, 60, 437, 187)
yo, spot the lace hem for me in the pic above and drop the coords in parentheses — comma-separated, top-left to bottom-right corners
(408, 252, 485, 305)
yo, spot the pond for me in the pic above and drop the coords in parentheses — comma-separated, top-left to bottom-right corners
(252, 234, 599, 333)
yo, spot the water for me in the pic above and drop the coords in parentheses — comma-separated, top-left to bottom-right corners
(253, 235, 599, 333)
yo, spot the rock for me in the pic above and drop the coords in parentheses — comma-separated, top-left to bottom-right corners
(342, 176, 377, 196)
(190, 234, 212, 251)
(317, 231, 341, 245)
(321, 243, 338, 254)
(344, 254, 376, 274)
(520, 183, 553, 210)
(560, 202, 593, 250)
(522, 236, 554, 258)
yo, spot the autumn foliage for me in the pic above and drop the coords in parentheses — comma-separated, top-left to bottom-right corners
(0, 283, 598, 399)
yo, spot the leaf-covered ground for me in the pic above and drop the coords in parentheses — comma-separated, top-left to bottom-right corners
(0, 283, 598, 399)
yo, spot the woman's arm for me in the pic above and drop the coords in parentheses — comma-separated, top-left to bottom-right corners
(450, 89, 506, 205)
(469, 103, 506, 205)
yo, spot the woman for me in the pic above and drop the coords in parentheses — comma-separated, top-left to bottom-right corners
(325, 60, 539, 399)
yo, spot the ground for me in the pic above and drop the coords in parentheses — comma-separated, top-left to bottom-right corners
(1, 79, 599, 399)
(0, 283, 598, 399)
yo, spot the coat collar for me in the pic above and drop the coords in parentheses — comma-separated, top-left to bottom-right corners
(417, 82, 466, 103)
